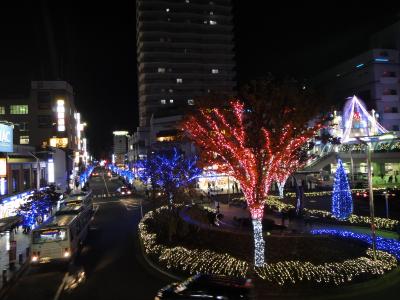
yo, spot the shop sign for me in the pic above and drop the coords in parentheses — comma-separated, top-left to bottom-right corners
(0, 124, 13, 152)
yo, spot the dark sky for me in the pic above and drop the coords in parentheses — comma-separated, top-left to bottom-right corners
(1, 1, 400, 157)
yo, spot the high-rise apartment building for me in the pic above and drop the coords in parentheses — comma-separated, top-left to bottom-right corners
(136, 0, 236, 127)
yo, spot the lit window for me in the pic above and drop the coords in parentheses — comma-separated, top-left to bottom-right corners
(177, 78, 183, 83)
(58, 118, 65, 126)
(169, 89, 173, 93)
(10, 105, 28, 114)
(20, 136, 29, 145)
(188, 99, 194, 105)
(210, 11, 214, 15)
(210, 20, 217, 25)
(161, 99, 166, 104)
(185, 0, 190, 3)
(58, 126, 65, 132)
(0, 106, 5, 114)
(203, 20, 207, 24)
(166, 8, 170, 12)
(169, 99, 174, 103)
(158, 67, 165, 73)
(211, 69, 219, 74)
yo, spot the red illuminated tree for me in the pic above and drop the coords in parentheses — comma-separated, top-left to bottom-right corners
(182, 80, 324, 266)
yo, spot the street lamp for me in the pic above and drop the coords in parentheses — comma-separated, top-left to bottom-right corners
(355, 132, 396, 260)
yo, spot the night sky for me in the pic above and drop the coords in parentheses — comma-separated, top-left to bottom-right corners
(1, 1, 400, 158)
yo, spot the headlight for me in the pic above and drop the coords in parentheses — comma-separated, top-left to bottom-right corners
(64, 250, 71, 257)
(31, 256, 38, 262)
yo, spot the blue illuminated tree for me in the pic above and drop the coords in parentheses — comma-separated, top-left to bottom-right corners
(137, 148, 201, 204)
(331, 158, 353, 220)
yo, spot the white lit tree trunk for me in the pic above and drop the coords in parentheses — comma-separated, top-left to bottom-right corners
(277, 180, 286, 199)
(252, 218, 265, 267)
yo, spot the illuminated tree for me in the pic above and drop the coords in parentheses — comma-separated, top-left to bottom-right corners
(331, 158, 353, 220)
(182, 79, 323, 266)
(275, 158, 302, 199)
(137, 148, 201, 204)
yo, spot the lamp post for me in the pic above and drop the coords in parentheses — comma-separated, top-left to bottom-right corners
(355, 133, 396, 260)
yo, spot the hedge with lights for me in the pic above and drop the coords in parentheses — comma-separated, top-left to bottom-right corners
(138, 206, 398, 286)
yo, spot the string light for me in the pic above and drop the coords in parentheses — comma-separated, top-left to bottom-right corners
(139, 206, 398, 286)
(311, 229, 400, 259)
(182, 100, 322, 266)
(135, 148, 201, 204)
(331, 158, 353, 220)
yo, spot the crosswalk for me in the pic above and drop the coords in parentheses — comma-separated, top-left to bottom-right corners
(93, 193, 119, 198)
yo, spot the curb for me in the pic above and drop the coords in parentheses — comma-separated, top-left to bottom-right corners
(0, 261, 29, 300)
(136, 232, 182, 282)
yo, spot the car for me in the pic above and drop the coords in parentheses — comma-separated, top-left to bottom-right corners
(110, 174, 119, 180)
(155, 274, 254, 299)
(91, 172, 100, 177)
(117, 186, 132, 196)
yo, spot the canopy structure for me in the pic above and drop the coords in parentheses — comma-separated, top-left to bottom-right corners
(341, 95, 388, 143)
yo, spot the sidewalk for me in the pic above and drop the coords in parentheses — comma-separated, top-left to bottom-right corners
(0, 226, 31, 291)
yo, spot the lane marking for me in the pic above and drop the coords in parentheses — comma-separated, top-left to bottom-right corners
(101, 173, 110, 196)
(53, 272, 69, 300)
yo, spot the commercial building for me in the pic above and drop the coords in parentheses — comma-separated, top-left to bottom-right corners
(0, 81, 90, 190)
(315, 49, 400, 132)
(113, 131, 129, 166)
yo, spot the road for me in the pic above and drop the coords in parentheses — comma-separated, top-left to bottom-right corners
(3, 168, 167, 300)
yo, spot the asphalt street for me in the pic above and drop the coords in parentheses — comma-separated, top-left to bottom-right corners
(3, 168, 168, 300)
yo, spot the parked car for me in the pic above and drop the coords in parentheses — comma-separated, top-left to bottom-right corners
(155, 274, 254, 299)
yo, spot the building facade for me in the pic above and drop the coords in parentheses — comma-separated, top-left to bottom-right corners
(315, 49, 400, 132)
(0, 81, 89, 190)
(113, 131, 129, 166)
(135, 0, 236, 160)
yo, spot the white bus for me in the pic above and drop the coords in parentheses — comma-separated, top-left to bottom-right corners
(30, 205, 92, 263)
(62, 191, 93, 213)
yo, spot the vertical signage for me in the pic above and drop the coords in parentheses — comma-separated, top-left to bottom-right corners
(0, 124, 13, 152)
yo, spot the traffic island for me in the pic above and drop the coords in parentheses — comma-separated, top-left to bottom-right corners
(138, 205, 399, 290)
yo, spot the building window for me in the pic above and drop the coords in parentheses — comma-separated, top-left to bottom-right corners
(20, 136, 29, 144)
(158, 67, 165, 73)
(0, 106, 5, 114)
(210, 20, 217, 25)
(161, 99, 166, 104)
(188, 99, 194, 105)
(37, 91, 51, 109)
(38, 115, 53, 128)
(166, 8, 170, 12)
(169, 99, 174, 104)
(19, 122, 29, 132)
(383, 89, 397, 95)
(177, 78, 183, 83)
(169, 89, 173, 93)
(382, 71, 396, 77)
(211, 68, 219, 74)
(10, 105, 28, 114)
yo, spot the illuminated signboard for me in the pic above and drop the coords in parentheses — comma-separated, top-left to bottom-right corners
(0, 123, 13, 152)
(0, 158, 6, 176)
(49, 137, 68, 148)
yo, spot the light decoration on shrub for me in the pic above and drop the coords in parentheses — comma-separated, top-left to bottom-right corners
(139, 206, 397, 286)
(311, 229, 400, 259)
(138, 206, 249, 278)
(331, 158, 353, 220)
(238, 196, 398, 230)
(255, 249, 397, 286)
(182, 100, 321, 266)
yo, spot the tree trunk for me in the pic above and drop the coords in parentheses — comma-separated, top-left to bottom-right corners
(252, 218, 265, 267)
(277, 181, 285, 199)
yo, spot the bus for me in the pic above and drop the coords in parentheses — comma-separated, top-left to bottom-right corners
(62, 190, 93, 212)
(30, 205, 92, 263)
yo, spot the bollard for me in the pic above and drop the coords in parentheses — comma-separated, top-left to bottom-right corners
(19, 253, 23, 265)
(2, 269, 7, 284)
